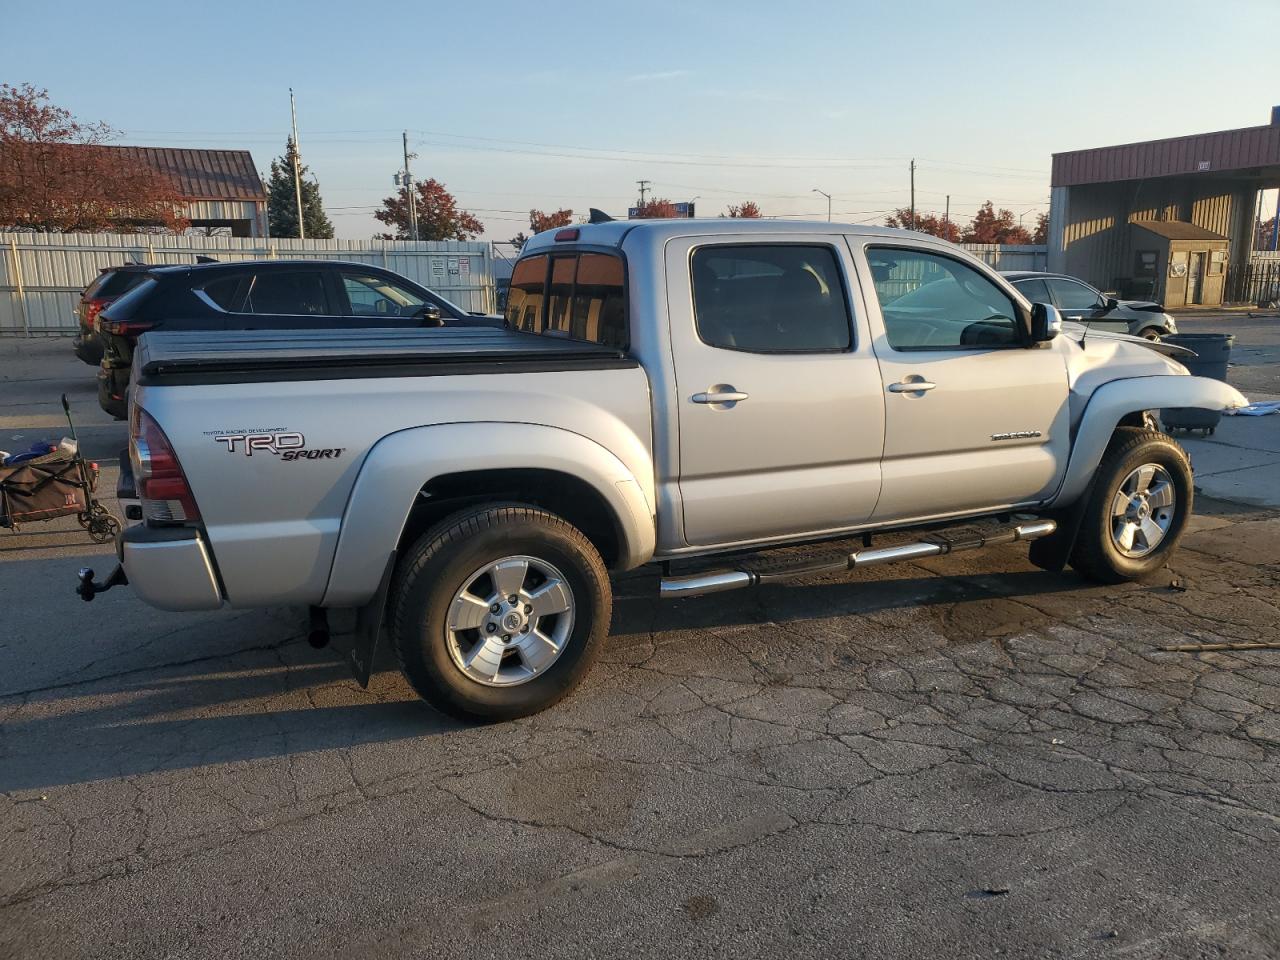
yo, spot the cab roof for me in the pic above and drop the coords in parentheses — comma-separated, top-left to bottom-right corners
(521, 218, 923, 254)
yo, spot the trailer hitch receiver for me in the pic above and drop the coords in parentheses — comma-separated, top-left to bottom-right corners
(77, 564, 128, 601)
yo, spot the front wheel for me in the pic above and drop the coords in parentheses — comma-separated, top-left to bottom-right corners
(389, 504, 611, 721)
(1070, 429, 1192, 583)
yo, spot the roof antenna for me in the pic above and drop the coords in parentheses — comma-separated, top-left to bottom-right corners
(588, 208, 615, 224)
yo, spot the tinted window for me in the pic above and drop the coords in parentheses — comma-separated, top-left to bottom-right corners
(243, 271, 328, 315)
(341, 271, 426, 318)
(506, 254, 547, 331)
(691, 245, 850, 352)
(82, 273, 110, 298)
(1047, 278, 1102, 311)
(868, 248, 1020, 350)
(98, 270, 152, 298)
(505, 252, 627, 349)
(1012, 277, 1051, 304)
(200, 275, 244, 311)
(546, 255, 576, 333)
(99, 277, 156, 319)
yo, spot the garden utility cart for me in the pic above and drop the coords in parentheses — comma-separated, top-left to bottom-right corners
(0, 396, 121, 543)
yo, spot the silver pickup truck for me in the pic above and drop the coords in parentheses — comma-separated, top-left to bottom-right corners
(79, 220, 1247, 720)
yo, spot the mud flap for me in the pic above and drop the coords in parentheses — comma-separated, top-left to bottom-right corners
(1028, 482, 1094, 573)
(349, 553, 395, 688)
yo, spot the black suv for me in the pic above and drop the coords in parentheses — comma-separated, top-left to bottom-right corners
(96, 259, 500, 418)
(73, 264, 157, 365)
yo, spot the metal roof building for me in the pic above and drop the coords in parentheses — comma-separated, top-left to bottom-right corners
(104, 146, 268, 237)
(1048, 111, 1280, 306)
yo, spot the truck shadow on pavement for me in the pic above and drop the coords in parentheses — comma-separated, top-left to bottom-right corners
(2, 566, 1096, 794)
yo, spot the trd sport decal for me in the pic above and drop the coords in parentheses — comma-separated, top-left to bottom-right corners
(211, 432, 344, 461)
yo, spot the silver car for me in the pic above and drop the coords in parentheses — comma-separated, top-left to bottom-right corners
(1002, 271, 1177, 340)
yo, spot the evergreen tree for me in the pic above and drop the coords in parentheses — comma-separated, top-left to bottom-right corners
(265, 138, 334, 239)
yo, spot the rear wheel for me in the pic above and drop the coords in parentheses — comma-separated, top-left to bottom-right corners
(1137, 327, 1163, 341)
(1070, 429, 1192, 583)
(389, 504, 611, 721)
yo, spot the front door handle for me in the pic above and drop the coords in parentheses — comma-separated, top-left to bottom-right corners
(887, 380, 937, 393)
(692, 387, 749, 405)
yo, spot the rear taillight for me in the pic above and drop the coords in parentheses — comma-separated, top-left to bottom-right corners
(83, 297, 111, 327)
(100, 318, 155, 337)
(130, 409, 201, 525)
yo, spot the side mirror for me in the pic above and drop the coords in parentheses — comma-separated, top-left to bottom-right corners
(1104, 297, 1120, 311)
(414, 303, 444, 327)
(1030, 302, 1063, 343)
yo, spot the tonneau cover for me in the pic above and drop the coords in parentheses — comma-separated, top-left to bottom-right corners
(135, 327, 634, 385)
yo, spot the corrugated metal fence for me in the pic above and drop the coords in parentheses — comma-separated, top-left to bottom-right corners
(0, 233, 496, 335)
(961, 244, 1048, 272)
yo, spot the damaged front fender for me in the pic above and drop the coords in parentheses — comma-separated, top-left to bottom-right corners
(1054, 375, 1248, 507)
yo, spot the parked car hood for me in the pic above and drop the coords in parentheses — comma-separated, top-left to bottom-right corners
(1116, 299, 1166, 313)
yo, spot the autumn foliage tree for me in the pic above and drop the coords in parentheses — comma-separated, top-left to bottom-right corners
(633, 197, 680, 218)
(0, 83, 188, 233)
(511, 207, 574, 246)
(961, 201, 1033, 244)
(375, 177, 483, 241)
(884, 208, 960, 241)
(724, 201, 762, 218)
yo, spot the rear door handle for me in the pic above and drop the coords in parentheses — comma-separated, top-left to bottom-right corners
(692, 389, 749, 404)
(887, 380, 937, 393)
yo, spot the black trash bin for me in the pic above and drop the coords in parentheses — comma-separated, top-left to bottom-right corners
(1160, 333, 1235, 435)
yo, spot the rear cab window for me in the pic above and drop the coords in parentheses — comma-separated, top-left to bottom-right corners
(505, 251, 627, 349)
(690, 244, 851, 353)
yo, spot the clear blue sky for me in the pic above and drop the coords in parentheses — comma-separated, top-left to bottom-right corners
(4, 0, 1279, 240)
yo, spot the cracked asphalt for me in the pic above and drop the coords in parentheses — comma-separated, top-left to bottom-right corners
(2, 321, 1279, 959)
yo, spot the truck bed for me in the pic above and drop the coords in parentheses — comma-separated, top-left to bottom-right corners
(134, 327, 636, 386)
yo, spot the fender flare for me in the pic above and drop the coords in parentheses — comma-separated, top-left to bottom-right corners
(321, 422, 656, 607)
(1054, 375, 1247, 506)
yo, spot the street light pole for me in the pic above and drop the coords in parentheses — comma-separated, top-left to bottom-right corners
(812, 188, 831, 222)
(289, 88, 305, 240)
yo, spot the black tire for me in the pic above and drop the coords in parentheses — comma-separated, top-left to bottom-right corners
(1070, 429, 1192, 584)
(1137, 327, 1163, 341)
(389, 503, 611, 721)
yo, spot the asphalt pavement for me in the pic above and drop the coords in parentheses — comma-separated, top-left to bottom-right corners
(2, 327, 1279, 960)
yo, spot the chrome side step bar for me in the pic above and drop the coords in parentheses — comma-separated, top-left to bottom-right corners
(659, 519, 1057, 600)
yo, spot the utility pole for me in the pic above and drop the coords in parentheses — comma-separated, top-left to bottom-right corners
(909, 159, 916, 231)
(636, 180, 651, 209)
(944, 194, 950, 239)
(289, 88, 305, 240)
(402, 131, 420, 241)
